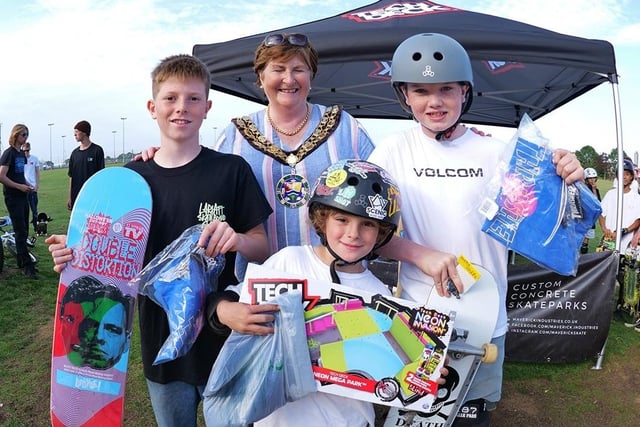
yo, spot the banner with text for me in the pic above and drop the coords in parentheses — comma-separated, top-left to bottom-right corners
(506, 250, 618, 363)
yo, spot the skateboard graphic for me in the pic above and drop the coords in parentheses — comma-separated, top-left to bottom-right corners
(50, 167, 151, 427)
(384, 263, 499, 427)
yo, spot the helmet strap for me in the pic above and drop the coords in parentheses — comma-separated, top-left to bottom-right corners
(435, 122, 459, 141)
(329, 258, 342, 284)
(435, 88, 471, 141)
(325, 242, 367, 285)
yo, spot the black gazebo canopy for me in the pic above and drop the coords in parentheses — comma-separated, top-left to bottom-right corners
(193, 0, 617, 128)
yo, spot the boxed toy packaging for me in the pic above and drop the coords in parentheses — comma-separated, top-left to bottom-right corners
(236, 262, 455, 413)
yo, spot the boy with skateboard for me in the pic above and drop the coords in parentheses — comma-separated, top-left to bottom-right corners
(47, 54, 274, 426)
(369, 33, 583, 425)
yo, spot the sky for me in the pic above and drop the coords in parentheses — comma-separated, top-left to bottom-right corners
(1, 0, 639, 166)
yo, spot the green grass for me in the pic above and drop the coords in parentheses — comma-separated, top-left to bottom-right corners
(0, 172, 636, 426)
(0, 167, 156, 426)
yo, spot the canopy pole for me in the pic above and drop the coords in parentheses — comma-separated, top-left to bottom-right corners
(595, 78, 623, 371)
(613, 79, 624, 253)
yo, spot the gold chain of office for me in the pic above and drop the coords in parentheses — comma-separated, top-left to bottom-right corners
(232, 105, 342, 167)
(267, 103, 311, 136)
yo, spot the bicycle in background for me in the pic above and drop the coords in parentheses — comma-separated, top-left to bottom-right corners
(0, 216, 37, 273)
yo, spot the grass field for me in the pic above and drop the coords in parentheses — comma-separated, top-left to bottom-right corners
(0, 168, 638, 426)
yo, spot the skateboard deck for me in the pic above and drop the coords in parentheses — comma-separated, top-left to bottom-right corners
(50, 167, 151, 427)
(384, 264, 499, 427)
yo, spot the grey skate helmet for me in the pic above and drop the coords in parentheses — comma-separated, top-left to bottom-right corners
(391, 33, 474, 133)
(584, 167, 597, 179)
(308, 159, 401, 283)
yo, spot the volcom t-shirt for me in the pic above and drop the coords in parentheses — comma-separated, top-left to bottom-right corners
(369, 127, 509, 338)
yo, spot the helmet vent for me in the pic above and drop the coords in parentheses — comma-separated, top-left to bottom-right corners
(372, 182, 382, 194)
(412, 52, 422, 62)
(434, 51, 444, 61)
(347, 176, 359, 186)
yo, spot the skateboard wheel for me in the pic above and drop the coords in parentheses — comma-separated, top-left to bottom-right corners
(481, 343, 498, 363)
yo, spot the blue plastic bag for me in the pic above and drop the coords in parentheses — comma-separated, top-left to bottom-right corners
(203, 291, 316, 427)
(130, 224, 225, 364)
(480, 115, 602, 276)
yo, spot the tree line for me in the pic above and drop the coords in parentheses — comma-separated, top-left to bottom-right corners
(575, 146, 634, 180)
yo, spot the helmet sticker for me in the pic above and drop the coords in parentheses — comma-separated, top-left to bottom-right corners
(335, 186, 356, 207)
(367, 194, 389, 220)
(326, 169, 347, 188)
(422, 65, 435, 77)
(314, 183, 334, 196)
(387, 186, 401, 218)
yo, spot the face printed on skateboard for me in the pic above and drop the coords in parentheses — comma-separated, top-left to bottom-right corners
(60, 300, 86, 356)
(80, 297, 128, 369)
(59, 276, 132, 369)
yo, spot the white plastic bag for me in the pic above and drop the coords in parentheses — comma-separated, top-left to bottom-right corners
(203, 291, 316, 427)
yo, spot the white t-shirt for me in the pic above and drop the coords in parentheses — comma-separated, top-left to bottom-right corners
(369, 127, 509, 338)
(600, 186, 640, 249)
(24, 154, 39, 187)
(254, 245, 388, 427)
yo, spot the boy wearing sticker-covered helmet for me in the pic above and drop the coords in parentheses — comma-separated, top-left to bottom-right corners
(209, 159, 402, 426)
(370, 33, 584, 425)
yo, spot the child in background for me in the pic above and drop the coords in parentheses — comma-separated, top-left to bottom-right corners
(581, 167, 601, 253)
(599, 159, 640, 251)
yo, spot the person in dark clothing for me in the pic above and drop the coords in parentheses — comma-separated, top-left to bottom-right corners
(67, 120, 105, 210)
(0, 124, 37, 277)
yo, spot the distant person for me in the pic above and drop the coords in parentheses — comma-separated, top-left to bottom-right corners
(598, 159, 640, 251)
(67, 120, 105, 210)
(21, 142, 40, 234)
(0, 124, 37, 278)
(581, 167, 601, 254)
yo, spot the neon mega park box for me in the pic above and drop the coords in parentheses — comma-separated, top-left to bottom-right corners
(238, 263, 455, 412)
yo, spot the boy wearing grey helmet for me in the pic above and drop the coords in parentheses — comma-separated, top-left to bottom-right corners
(371, 33, 584, 425)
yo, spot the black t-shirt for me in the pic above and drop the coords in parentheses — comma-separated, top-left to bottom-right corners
(0, 146, 27, 196)
(126, 147, 272, 385)
(68, 143, 105, 205)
